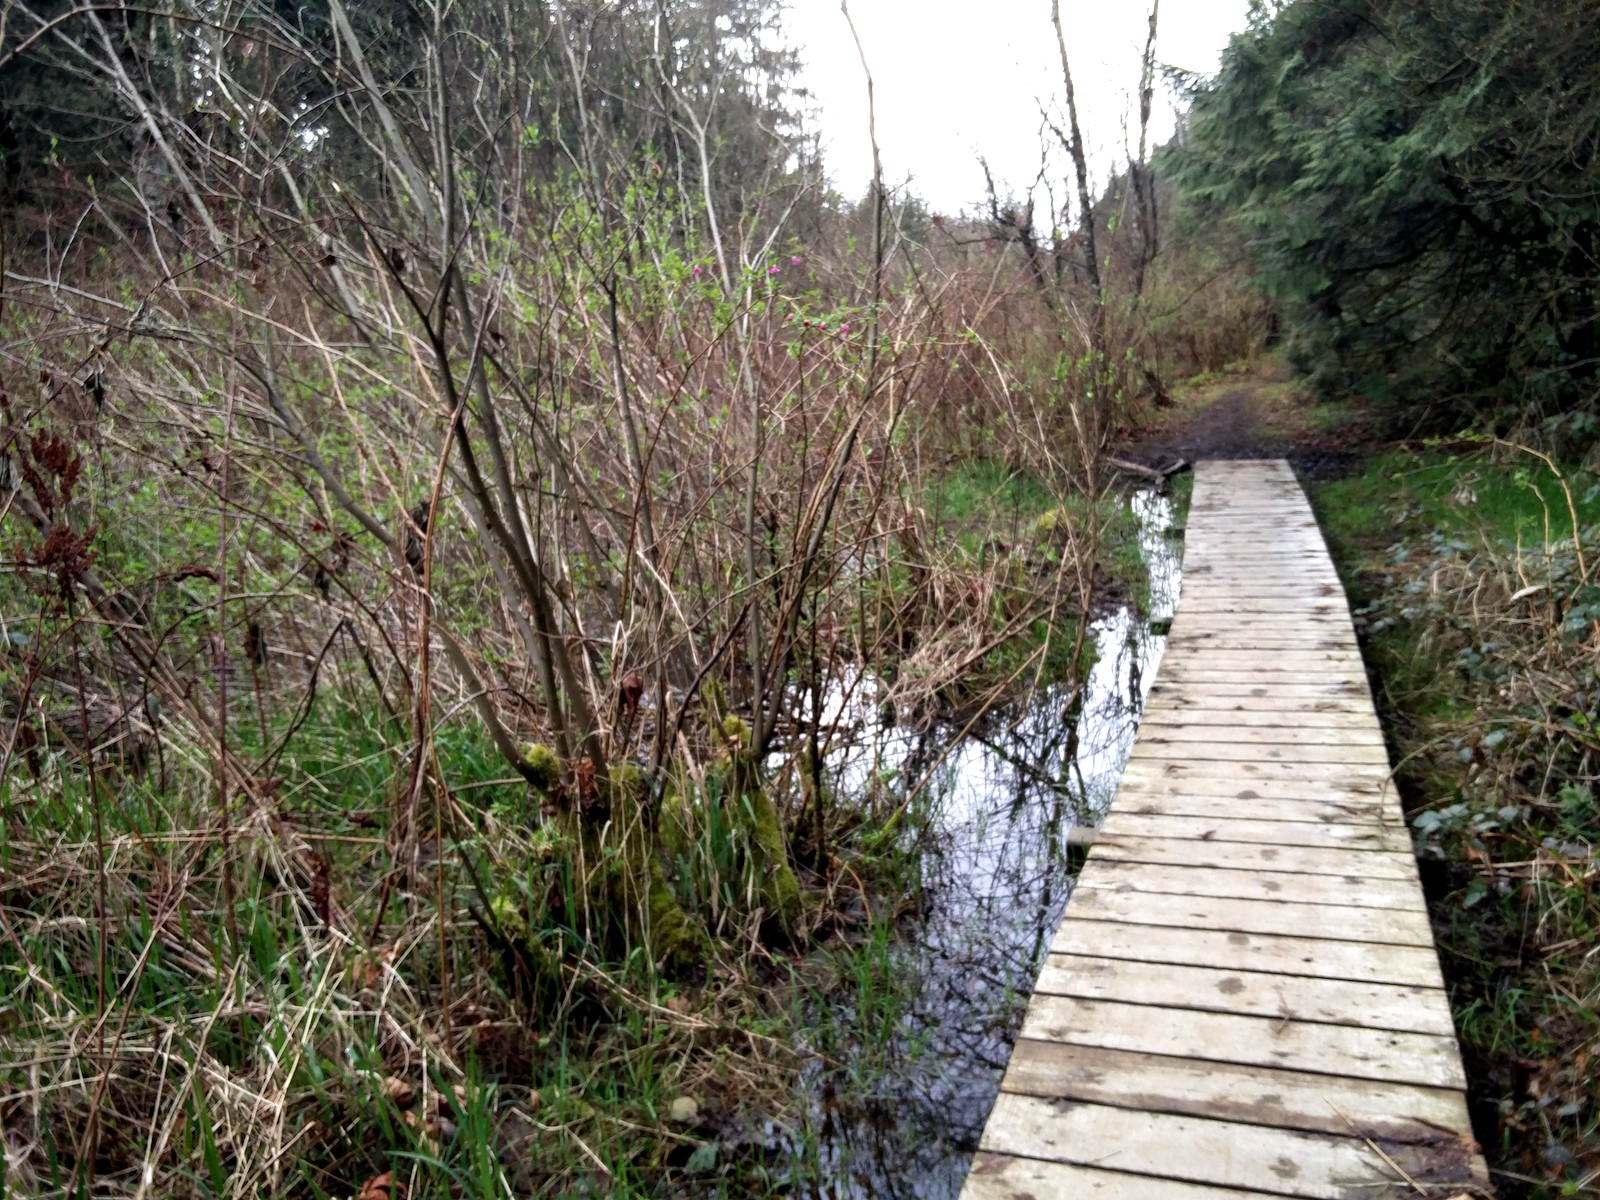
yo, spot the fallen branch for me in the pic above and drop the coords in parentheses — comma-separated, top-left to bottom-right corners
(1107, 455, 1190, 481)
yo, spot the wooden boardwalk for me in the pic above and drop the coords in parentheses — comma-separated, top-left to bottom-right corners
(962, 460, 1488, 1199)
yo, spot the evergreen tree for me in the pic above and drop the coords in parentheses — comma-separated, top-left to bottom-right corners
(1171, 0, 1600, 421)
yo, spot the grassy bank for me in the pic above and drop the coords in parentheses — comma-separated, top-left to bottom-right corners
(0, 438, 1159, 1198)
(1309, 446, 1600, 1198)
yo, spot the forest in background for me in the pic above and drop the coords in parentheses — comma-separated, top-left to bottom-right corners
(1, 0, 1596, 1195)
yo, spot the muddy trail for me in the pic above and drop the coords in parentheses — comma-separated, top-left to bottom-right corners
(1116, 361, 1374, 482)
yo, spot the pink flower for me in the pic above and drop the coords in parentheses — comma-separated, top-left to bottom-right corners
(840, 324, 850, 334)
(768, 265, 780, 275)
(692, 265, 702, 277)
(803, 320, 811, 327)
(790, 256, 802, 266)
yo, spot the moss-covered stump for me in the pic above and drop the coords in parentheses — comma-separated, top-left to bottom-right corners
(513, 746, 709, 975)
(710, 715, 804, 941)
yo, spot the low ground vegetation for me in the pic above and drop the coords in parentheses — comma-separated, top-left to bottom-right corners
(1313, 446, 1600, 1197)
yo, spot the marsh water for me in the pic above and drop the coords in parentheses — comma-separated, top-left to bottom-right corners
(800, 489, 1182, 1197)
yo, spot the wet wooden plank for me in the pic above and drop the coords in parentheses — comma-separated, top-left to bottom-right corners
(999, 1042, 1475, 1138)
(1110, 790, 1396, 825)
(1031, 955, 1456, 1035)
(1064, 886, 1435, 947)
(1019, 994, 1465, 1087)
(1077, 859, 1424, 910)
(1089, 835, 1417, 879)
(1113, 773, 1396, 802)
(977, 1096, 1481, 1200)
(1135, 719, 1384, 739)
(963, 1154, 1269, 1200)
(1144, 695, 1376, 715)
(1098, 811, 1410, 850)
(1130, 740, 1391, 765)
(1120, 759, 1393, 787)
(1050, 920, 1446, 988)
(1136, 719, 1381, 739)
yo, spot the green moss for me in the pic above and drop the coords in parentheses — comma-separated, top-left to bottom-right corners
(644, 858, 709, 972)
(489, 892, 528, 941)
(610, 759, 647, 796)
(520, 742, 561, 791)
(742, 780, 803, 933)
(718, 714, 751, 750)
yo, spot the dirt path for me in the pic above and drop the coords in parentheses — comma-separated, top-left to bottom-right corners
(1116, 360, 1371, 482)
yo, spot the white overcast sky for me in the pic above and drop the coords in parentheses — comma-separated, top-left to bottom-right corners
(785, 0, 1253, 216)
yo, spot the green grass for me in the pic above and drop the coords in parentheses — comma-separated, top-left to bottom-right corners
(1315, 445, 1600, 548)
(925, 460, 1054, 553)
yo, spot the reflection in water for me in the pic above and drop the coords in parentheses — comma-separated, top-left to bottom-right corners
(802, 489, 1182, 1198)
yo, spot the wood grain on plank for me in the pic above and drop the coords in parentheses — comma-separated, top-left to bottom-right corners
(1049, 919, 1446, 988)
(962, 1154, 1270, 1200)
(1099, 811, 1409, 850)
(978, 1095, 1479, 1200)
(1077, 859, 1424, 910)
(1030, 955, 1455, 1035)
(998, 1041, 1474, 1139)
(1064, 885, 1435, 947)
(1089, 835, 1417, 879)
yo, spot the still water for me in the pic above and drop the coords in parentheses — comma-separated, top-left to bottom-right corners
(803, 489, 1182, 1197)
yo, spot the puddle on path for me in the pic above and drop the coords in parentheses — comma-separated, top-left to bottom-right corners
(798, 488, 1182, 1198)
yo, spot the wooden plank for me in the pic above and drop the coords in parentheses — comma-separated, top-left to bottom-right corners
(1121, 759, 1392, 785)
(1143, 696, 1375, 715)
(1113, 755, 1388, 784)
(1136, 715, 1380, 735)
(1077, 859, 1424, 911)
(978, 1095, 1481, 1199)
(1064, 886, 1435, 947)
(1113, 773, 1394, 800)
(1050, 919, 1445, 988)
(1168, 633, 1360, 647)
(1031, 955, 1455, 1035)
(1110, 789, 1395, 824)
(1148, 684, 1370, 699)
(1144, 680, 1372, 702)
(1139, 729, 1388, 748)
(1169, 626, 1357, 636)
(1089, 835, 1418, 880)
(1155, 666, 1369, 680)
(1126, 748, 1401, 764)
(1153, 651, 1365, 667)
(1019, 994, 1464, 1086)
(1167, 589, 1347, 598)
(998, 1042, 1475, 1139)
(1120, 771, 1395, 800)
(1099, 811, 1410, 852)
(1168, 635, 1360, 649)
(962, 1154, 1270, 1200)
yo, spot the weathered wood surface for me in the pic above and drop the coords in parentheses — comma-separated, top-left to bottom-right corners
(961, 460, 1486, 1198)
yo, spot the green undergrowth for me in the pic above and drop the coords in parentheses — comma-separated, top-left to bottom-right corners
(0, 449, 1162, 1198)
(922, 461, 1153, 688)
(0, 684, 935, 1199)
(1310, 445, 1600, 1197)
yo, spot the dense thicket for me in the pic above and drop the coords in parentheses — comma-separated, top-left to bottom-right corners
(1170, 0, 1600, 424)
(0, 0, 1191, 1189)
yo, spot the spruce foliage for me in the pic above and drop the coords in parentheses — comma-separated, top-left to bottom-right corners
(1170, 0, 1600, 422)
